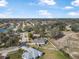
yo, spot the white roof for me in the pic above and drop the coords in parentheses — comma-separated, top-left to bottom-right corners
(21, 46, 43, 59)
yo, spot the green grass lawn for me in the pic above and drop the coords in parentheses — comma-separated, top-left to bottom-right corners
(52, 51, 70, 59)
(38, 47, 71, 59)
(8, 49, 24, 59)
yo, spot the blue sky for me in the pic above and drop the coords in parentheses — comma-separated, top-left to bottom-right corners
(0, 0, 79, 18)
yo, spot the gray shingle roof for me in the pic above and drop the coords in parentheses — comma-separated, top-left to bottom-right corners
(22, 47, 43, 59)
(33, 38, 47, 44)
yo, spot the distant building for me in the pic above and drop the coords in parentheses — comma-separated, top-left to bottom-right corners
(33, 34, 40, 38)
(19, 32, 29, 43)
(66, 25, 71, 31)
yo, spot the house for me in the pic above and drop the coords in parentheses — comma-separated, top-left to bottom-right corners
(32, 38, 48, 46)
(19, 32, 29, 43)
(0, 56, 5, 59)
(0, 53, 7, 59)
(66, 25, 71, 31)
(22, 47, 43, 59)
(33, 34, 40, 38)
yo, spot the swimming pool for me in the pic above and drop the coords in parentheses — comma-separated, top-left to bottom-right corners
(0, 28, 7, 32)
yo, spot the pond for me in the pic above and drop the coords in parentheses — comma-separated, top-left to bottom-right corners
(0, 28, 7, 32)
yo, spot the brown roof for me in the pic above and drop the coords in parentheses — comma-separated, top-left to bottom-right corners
(0, 56, 5, 59)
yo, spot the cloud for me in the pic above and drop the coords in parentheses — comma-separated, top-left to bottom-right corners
(0, 13, 10, 18)
(64, 6, 74, 10)
(0, 9, 29, 18)
(68, 11, 79, 16)
(71, 0, 79, 6)
(0, 8, 14, 18)
(39, 0, 56, 6)
(0, 0, 8, 7)
(38, 10, 53, 18)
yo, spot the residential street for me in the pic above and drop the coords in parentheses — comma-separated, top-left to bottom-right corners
(0, 46, 20, 56)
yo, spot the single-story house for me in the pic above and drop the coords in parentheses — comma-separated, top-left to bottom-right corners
(22, 47, 43, 59)
(32, 38, 48, 45)
(66, 25, 71, 31)
(33, 34, 40, 38)
(0, 56, 5, 59)
(0, 53, 7, 59)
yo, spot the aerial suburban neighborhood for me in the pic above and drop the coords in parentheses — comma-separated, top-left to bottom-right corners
(0, 0, 79, 59)
(0, 18, 79, 59)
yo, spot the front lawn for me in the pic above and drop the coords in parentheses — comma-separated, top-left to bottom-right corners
(8, 49, 24, 59)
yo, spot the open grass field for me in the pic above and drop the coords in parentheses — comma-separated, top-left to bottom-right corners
(38, 47, 70, 59)
(31, 41, 71, 59)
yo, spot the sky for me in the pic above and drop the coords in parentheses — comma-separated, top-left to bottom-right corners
(0, 0, 79, 18)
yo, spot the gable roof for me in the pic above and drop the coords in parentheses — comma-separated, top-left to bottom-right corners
(22, 47, 43, 59)
(0, 56, 5, 59)
(33, 38, 47, 44)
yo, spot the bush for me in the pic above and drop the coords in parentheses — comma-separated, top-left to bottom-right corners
(71, 23, 79, 32)
(52, 31, 64, 40)
(49, 28, 64, 39)
(59, 49, 72, 59)
(28, 32, 33, 39)
(53, 22, 66, 31)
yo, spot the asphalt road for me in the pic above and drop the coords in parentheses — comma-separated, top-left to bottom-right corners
(0, 46, 20, 56)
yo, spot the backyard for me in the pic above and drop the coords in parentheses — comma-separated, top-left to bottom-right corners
(38, 49, 71, 59)
(31, 41, 71, 59)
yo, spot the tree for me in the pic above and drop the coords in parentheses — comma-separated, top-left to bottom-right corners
(18, 49, 24, 53)
(71, 23, 79, 32)
(33, 25, 40, 34)
(48, 27, 64, 39)
(53, 22, 66, 31)
(6, 56, 10, 59)
(28, 32, 33, 40)
(0, 32, 20, 47)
